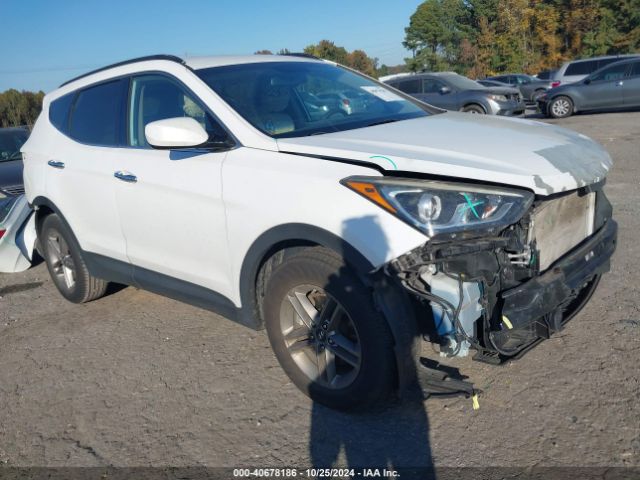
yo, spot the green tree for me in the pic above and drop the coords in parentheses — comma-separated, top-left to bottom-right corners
(0, 89, 44, 127)
(303, 40, 349, 64)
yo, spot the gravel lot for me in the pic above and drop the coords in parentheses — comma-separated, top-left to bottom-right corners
(0, 110, 639, 473)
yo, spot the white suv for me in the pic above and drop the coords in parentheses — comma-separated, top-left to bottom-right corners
(21, 54, 617, 410)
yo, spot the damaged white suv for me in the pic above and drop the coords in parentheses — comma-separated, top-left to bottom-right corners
(21, 54, 617, 410)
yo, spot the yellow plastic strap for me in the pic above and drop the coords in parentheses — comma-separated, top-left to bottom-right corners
(502, 315, 513, 330)
(472, 393, 480, 410)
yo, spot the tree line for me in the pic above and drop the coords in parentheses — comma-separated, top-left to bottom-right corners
(2, 1, 637, 127)
(403, 0, 640, 77)
(0, 89, 44, 128)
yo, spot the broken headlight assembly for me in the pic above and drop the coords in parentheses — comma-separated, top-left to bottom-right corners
(342, 176, 534, 239)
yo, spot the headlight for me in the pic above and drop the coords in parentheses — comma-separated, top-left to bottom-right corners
(488, 94, 508, 102)
(342, 177, 534, 239)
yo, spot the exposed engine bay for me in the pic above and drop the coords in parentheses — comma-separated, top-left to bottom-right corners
(387, 182, 617, 364)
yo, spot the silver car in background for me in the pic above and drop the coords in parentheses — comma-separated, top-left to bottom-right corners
(539, 57, 640, 118)
(384, 72, 525, 116)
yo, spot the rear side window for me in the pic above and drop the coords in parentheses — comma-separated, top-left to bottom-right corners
(565, 60, 598, 76)
(630, 62, 640, 77)
(49, 93, 75, 134)
(397, 79, 421, 94)
(69, 79, 127, 146)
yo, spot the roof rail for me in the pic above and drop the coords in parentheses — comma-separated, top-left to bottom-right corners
(278, 52, 320, 60)
(59, 54, 186, 88)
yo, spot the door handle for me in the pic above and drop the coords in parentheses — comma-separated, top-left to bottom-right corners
(114, 171, 137, 183)
(616, 81, 624, 87)
(47, 160, 65, 169)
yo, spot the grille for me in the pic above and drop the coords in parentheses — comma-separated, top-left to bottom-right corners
(1, 185, 25, 196)
(531, 192, 596, 271)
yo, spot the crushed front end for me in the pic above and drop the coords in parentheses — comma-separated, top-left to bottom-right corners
(386, 182, 617, 363)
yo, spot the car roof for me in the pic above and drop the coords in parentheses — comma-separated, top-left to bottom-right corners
(566, 54, 639, 64)
(60, 53, 324, 87)
(185, 54, 323, 70)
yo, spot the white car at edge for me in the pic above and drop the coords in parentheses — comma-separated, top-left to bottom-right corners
(19, 54, 617, 410)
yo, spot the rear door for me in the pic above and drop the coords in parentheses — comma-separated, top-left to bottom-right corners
(623, 61, 640, 107)
(45, 79, 129, 262)
(113, 73, 235, 298)
(580, 62, 628, 110)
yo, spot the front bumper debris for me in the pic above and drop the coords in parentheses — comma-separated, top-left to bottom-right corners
(386, 186, 617, 363)
(501, 219, 616, 331)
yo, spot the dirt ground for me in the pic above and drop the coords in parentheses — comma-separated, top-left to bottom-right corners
(0, 110, 639, 472)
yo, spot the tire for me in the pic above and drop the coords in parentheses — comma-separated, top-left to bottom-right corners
(263, 247, 396, 410)
(40, 214, 108, 303)
(461, 104, 485, 114)
(548, 95, 573, 118)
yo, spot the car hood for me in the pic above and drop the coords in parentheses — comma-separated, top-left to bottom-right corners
(276, 112, 612, 195)
(0, 160, 24, 192)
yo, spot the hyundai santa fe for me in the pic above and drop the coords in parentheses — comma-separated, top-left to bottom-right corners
(20, 54, 617, 410)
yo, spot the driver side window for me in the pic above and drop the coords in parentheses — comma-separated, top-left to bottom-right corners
(128, 74, 227, 148)
(423, 79, 446, 94)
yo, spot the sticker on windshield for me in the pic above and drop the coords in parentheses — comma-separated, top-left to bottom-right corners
(360, 86, 404, 102)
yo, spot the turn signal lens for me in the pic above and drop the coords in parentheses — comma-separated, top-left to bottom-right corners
(343, 180, 397, 213)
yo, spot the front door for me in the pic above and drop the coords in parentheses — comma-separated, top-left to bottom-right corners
(113, 73, 234, 299)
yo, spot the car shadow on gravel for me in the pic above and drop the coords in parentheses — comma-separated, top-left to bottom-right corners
(308, 216, 434, 478)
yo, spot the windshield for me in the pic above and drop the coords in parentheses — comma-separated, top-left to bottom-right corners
(0, 129, 28, 162)
(196, 61, 431, 138)
(442, 74, 485, 90)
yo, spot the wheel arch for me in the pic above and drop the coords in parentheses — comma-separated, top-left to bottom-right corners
(462, 102, 487, 113)
(238, 223, 375, 329)
(31, 196, 81, 252)
(238, 223, 420, 394)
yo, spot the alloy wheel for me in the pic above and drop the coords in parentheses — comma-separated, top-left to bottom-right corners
(279, 284, 361, 389)
(552, 98, 571, 117)
(46, 228, 76, 290)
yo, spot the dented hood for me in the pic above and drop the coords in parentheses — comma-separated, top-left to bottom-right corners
(276, 112, 612, 195)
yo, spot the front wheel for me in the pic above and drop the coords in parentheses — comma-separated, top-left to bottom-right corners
(263, 247, 396, 410)
(461, 104, 485, 114)
(548, 96, 573, 118)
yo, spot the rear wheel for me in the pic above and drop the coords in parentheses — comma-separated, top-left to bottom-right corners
(41, 214, 108, 303)
(548, 95, 573, 118)
(263, 247, 396, 410)
(461, 104, 485, 114)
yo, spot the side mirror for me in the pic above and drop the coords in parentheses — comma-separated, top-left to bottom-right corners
(439, 86, 451, 95)
(145, 117, 209, 149)
(583, 78, 592, 85)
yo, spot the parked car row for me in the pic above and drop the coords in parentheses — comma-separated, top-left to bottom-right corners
(383, 72, 526, 116)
